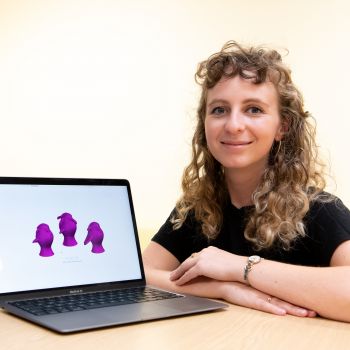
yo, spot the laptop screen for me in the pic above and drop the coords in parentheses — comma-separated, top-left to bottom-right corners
(0, 179, 143, 294)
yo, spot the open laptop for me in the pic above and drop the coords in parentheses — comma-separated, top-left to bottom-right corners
(0, 177, 227, 333)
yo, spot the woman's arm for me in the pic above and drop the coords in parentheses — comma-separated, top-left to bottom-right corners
(249, 240, 350, 321)
(170, 241, 350, 322)
(143, 241, 316, 317)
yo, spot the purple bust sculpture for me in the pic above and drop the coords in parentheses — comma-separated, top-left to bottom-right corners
(84, 222, 105, 254)
(57, 212, 78, 247)
(33, 223, 54, 257)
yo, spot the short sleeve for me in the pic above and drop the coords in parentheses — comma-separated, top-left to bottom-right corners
(151, 209, 209, 263)
(306, 197, 350, 265)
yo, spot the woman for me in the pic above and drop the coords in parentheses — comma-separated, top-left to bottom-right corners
(142, 41, 350, 321)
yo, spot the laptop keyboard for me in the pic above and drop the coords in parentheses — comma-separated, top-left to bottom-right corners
(9, 287, 182, 316)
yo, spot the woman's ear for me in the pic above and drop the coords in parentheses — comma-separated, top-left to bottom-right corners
(275, 120, 288, 141)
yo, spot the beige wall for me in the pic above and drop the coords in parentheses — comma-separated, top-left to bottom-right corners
(1, 0, 349, 249)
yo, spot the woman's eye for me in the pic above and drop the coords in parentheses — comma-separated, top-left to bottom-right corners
(211, 106, 226, 115)
(247, 106, 263, 114)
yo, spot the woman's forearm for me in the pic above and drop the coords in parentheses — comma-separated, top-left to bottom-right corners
(247, 260, 350, 322)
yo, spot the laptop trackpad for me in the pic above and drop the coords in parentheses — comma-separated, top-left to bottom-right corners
(98, 301, 197, 322)
(47, 303, 186, 332)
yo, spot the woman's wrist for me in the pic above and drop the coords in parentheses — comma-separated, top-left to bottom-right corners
(243, 255, 263, 285)
(232, 255, 250, 284)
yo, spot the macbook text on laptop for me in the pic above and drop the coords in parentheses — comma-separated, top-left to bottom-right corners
(0, 177, 227, 333)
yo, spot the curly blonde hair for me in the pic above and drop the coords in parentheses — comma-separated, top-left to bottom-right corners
(171, 41, 328, 251)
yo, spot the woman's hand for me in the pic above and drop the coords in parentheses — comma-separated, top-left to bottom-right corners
(221, 281, 317, 317)
(170, 246, 244, 285)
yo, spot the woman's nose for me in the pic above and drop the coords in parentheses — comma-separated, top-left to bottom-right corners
(224, 111, 245, 133)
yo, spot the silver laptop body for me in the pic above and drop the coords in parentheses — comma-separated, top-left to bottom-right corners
(0, 177, 227, 333)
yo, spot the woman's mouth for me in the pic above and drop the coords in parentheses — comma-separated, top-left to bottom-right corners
(221, 140, 253, 146)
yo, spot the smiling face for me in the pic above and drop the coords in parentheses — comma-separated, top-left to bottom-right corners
(204, 75, 283, 177)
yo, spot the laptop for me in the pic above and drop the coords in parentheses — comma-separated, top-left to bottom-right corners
(0, 177, 227, 333)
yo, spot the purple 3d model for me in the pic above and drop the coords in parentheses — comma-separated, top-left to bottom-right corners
(84, 222, 105, 254)
(57, 212, 78, 247)
(33, 223, 54, 257)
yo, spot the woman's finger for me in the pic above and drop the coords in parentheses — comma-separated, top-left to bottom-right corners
(271, 298, 317, 317)
(169, 254, 199, 281)
(173, 266, 202, 285)
(251, 296, 287, 316)
(227, 283, 314, 318)
(255, 296, 316, 317)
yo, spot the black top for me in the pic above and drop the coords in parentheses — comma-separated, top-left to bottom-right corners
(152, 195, 350, 266)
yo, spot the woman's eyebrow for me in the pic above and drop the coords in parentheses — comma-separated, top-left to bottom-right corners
(207, 99, 229, 108)
(242, 98, 269, 107)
